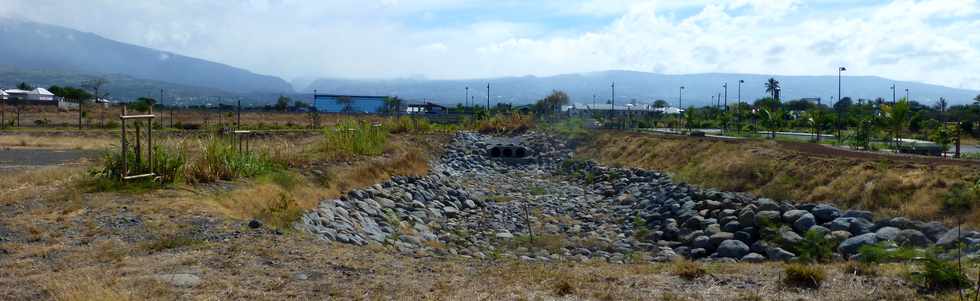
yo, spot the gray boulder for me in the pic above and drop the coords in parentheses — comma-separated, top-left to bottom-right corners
(755, 211, 782, 227)
(874, 227, 901, 241)
(793, 213, 817, 233)
(783, 210, 808, 223)
(842, 210, 874, 221)
(838, 233, 877, 255)
(811, 204, 841, 222)
(756, 198, 781, 212)
(896, 229, 931, 247)
(692, 235, 712, 250)
(709, 232, 735, 247)
(766, 247, 796, 261)
(717, 240, 751, 259)
(738, 207, 757, 226)
(779, 226, 804, 245)
(742, 252, 766, 262)
(919, 222, 948, 241)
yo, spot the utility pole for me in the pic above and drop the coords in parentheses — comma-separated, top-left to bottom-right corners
(737, 80, 743, 134)
(610, 82, 616, 121)
(678, 86, 685, 109)
(236, 98, 241, 130)
(723, 82, 728, 111)
(891, 84, 896, 105)
(465, 86, 469, 109)
(905, 88, 910, 102)
(486, 84, 490, 113)
(838, 66, 846, 142)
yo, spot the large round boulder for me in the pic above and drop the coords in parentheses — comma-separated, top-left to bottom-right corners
(717, 240, 751, 259)
(838, 233, 877, 256)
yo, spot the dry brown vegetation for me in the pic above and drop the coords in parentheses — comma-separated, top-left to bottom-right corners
(0, 132, 116, 150)
(578, 131, 980, 225)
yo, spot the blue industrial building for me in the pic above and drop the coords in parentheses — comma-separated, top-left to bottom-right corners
(313, 93, 389, 114)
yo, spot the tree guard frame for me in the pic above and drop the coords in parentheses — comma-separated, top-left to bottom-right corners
(120, 106, 157, 180)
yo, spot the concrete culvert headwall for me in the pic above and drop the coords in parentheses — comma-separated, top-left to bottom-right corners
(488, 145, 529, 159)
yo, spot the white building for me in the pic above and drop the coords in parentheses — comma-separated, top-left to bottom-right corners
(29, 88, 55, 101)
(2, 89, 31, 100)
(0, 90, 7, 101)
(2, 88, 55, 102)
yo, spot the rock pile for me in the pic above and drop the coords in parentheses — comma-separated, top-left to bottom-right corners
(298, 132, 978, 263)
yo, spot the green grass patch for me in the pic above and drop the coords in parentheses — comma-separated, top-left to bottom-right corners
(320, 119, 388, 159)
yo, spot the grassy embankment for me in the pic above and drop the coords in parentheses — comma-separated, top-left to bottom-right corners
(578, 131, 980, 225)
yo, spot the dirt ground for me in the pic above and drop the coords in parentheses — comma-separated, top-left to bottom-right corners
(0, 130, 968, 300)
(0, 163, 931, 300)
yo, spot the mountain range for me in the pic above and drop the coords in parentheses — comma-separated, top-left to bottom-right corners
(307, 71, 980, 107)
(0, 18, 977, 107)
(0, 17, 291, 95)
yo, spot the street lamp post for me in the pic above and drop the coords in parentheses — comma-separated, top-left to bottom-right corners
(465, 86, 469, 109)
(678, 86, 685, 109)
(905, 88, 910, 102)
(737, 80, 743, 134)
(723, 83, 728, 111)
(891, 84, 896, 104)
(838, 66, 846, 142)
(610, 82, 616, 122)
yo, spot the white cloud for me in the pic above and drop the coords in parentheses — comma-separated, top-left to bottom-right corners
(0, 0, 978, 91)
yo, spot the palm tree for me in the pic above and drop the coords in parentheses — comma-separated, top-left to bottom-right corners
(882, 98, 913, 151)
(765, 78, 780, 100)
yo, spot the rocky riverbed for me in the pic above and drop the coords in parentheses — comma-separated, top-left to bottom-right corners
(298, 132, 980, 263)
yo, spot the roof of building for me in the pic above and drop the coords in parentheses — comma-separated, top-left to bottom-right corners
(3, 89, 30, 94)
(31, 88, 54, 96)
(0, 90, 7, 96)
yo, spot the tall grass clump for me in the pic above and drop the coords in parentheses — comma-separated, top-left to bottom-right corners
(542, 117, 591, 141)
(385, 116, 433, 134)
(321, 119, 388, 159)
(90, 144, 186, 188)
(184, 136, 282, 183)
(783, 263, 825, 289)
(474, 113, 534, 135)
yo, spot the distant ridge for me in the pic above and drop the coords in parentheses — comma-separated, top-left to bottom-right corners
(307, 70, 980, 106)
(0, 17, 292, 94)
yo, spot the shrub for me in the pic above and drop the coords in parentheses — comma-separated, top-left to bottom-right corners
(912, 255, 971, 291)
(385, 116, 433, 134)
(942, 181, 980, 213)
(184, 136, 281, 183)
(795, 229, 835, 263)
(671, 260, 707, 280)
(856, 243, 921, 264)
(843, 261, 879, 277)
(474, 112, 534, 135)
(320, 119, 388, 159)
(783, 263, 825, 289)
(253, 193, 304, 231)
(91, 144, 186, 186)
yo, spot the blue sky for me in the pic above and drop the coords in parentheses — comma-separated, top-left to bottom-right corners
(1, 0, 979, 90)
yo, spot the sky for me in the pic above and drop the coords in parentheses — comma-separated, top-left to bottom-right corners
(1, 0, 979, 90)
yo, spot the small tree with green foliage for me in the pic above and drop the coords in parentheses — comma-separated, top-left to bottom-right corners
(275, 95, 290, 112)
(760, 108, 784, 139)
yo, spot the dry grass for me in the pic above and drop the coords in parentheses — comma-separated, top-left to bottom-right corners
(0, 166, 85, 205)
(0, 134, 115, 150)
(783, 263, 826, 289)
(671, 259, 708, 280)
(43, 275, 138, 301)
(579, 132, 980, 226)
